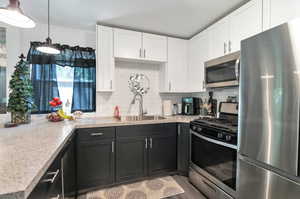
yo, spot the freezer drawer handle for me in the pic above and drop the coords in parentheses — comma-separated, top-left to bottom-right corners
(42, 169, 59, 184)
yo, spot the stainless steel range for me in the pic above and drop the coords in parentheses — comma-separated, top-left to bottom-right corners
(189, 102, 238, 199)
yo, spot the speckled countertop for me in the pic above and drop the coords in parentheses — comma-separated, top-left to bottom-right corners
(0, 115, 198, 199)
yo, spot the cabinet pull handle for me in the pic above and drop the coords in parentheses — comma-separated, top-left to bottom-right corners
(150, 138, 153, 149)
(178, 125, 181, 136)
(145, 138, 148, 149)
(112, 141, 114, 153)
(169, 82, 171, 91)
(91, 132, 104, 136)
(144, 49, 146, 58)
(51, 194, 60, 199)
(139, 48, 142, 58)
(224, 42, 227, 54)
(229, 40, 232, 53)
(203, 80, 205, 90)
(42, 169, 59, 184)
(110, 80, 113, 90)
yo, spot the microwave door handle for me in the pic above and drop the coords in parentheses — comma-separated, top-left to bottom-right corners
(235, 56, 240, 81)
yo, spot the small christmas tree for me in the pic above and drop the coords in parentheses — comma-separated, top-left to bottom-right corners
(7, 54, 35, 124)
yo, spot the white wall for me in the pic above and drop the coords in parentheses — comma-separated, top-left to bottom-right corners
(20, 23, 96, 55)
(96, 61, 191, 116)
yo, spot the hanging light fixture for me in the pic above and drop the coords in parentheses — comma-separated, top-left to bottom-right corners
(0, 0, 35, 28)
(36, 0, 60, 54)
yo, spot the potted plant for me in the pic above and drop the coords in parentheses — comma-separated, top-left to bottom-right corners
(7, 54, 35, 125)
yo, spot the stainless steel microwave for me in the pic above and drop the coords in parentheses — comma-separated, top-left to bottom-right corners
(205, 52, 240, 88)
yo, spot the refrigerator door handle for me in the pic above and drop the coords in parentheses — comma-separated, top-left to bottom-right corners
(235, 56, 240, 81)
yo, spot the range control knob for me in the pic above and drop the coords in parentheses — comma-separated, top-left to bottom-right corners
(225, 135, 232, 141)
(192, 126, 197, 131)
(197, 127, 202, 132)
(217, 133, 223, 139)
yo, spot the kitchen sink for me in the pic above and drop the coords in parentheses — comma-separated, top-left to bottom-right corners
(122, 115, 166, 121)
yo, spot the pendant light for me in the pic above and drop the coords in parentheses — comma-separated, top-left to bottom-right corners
(0, 0, 35, 28)
(36, 0, 60, 54)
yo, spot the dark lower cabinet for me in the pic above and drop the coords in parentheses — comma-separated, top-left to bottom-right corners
(29, 123, 185, 198)
(28, 157, 62, 199)
(148, 134, 177, 175)
(177, 123, 190, 176)
(61, 137, 76, 197)
(116, 137, 148, 182)
(77, 139, 115, 191)
(116, 123, 178, 183)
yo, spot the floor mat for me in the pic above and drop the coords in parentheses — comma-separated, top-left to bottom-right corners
(84, 176, 185, 199)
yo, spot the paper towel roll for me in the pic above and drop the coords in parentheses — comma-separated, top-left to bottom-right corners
(162, 100, 172, 116)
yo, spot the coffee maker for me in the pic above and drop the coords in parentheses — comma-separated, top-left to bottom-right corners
(182, 97, 200, 115)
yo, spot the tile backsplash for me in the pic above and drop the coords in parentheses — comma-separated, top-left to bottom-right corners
(96, 61, 191, 116)
(193, 87, 239, 112)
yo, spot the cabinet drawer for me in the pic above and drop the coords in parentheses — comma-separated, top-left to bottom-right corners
(116, 123, 177, 138)
(77, 127, 115, 141)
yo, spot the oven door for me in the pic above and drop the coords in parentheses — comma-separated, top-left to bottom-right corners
(205, 52, 240, 88)
(190, 131, 237, 193)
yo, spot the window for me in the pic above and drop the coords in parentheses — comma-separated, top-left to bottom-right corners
(27, 42, 96, 114)
(56, 65, 74, 108)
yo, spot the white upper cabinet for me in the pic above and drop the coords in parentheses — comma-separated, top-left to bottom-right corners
(142, 33, 167, 62)
(229, 0, 263, 52)
(208, 0, 262, 59)
(114, 28, 142, 60)
(164, 37, 188, 92)
(209, 18, 230, 59)
(96, 25, 115, 92)
(188, 30, 210, 92)
(263, 0, 300, 30)
(113, 28, 167, 62)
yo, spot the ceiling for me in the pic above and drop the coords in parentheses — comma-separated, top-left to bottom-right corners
(1, 0, 249, 38)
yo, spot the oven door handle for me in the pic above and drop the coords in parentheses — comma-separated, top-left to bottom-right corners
(191, 131, 237, 150)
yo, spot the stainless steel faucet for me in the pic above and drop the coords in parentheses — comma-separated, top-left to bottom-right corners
(131, 93, 145, 117)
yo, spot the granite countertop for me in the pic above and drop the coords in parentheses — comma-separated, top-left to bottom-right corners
(0, 115, 198, 199)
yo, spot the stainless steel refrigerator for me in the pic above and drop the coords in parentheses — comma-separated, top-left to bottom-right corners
(238, 18, 300, 199)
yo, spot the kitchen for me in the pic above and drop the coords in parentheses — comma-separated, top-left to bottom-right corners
(0, 0, 300, 199)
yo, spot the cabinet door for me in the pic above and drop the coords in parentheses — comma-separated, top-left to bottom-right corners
(229, 0, 263, 52)
(116, 137, 148, 182)
(148, 134, 177, 175)
(265, 0, 300, 29)
(177, 123, 190, 176)
(166, 37, 188, 92)
(114, 28, 142, 60)
(97, 26, 115, 91)
(209, 18, 230, 59)
(142, 33, 167, 62)
(61, 138, 76, 197)
(188, 31, 209, 92)
(77, 139, 115, 190)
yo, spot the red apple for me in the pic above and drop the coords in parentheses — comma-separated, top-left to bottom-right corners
(53, 97, 60, 102)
